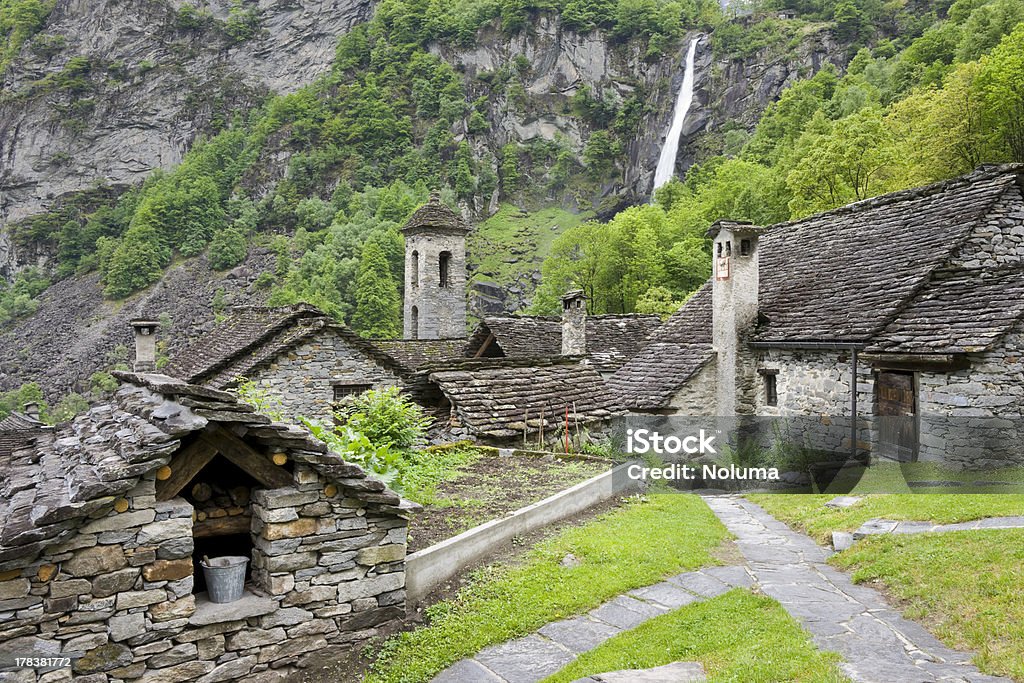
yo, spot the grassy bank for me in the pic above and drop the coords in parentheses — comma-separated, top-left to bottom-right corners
(832, 530, 1024, 681)
(543, 590, 848, 683)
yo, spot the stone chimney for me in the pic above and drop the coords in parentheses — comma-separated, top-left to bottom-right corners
(129, 318, 161, 372)
(561, 289, 587, 356)
(23, 402, 40, 421)
(708, 221, 761, 415)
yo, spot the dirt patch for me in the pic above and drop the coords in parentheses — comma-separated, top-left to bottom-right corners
(407, 452, 609, 553)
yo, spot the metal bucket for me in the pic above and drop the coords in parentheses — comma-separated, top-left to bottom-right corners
(201, 556, 249, 603)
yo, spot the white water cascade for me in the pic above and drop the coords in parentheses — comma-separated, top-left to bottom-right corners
(652, 36, 701, 193)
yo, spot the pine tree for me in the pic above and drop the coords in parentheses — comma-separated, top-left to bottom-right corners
(351, 242, 401, 339)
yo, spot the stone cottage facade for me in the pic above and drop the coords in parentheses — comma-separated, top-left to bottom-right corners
(0, 373, 411, 682)
(165, 304, 409, 426)
(610, 164, 1024, 467)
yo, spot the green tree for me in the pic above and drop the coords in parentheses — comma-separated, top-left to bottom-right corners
(976, 23, 1024, 161)
(102, 223, 170, 299)
(351, 241, 401, 338)
(207, 227, 249, 270)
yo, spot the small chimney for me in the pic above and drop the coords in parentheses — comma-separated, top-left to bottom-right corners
(708, 220, 761, 416)
(23, 402, 40, 421)
(561, 289, 587, 356)
(129, 318, 161, 372)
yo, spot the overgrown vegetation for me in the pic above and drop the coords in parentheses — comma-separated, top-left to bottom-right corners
(0, 0, 53, 75)
(366, 494, 730, 682)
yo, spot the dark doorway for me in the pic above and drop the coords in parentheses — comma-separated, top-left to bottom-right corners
(876, 371, 918, 462)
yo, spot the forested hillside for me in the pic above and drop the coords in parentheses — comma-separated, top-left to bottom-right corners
(0, 0, 1022, 418)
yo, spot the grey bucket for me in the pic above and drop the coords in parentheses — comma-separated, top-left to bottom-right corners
(201, 556, 249, 603)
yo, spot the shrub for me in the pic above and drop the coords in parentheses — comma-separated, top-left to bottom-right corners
(335, 386, 429, 453)
(207, 226, 248, 270)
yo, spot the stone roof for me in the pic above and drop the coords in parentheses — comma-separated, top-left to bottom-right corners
(401, 194, 472, 235)
(612, 165, 1024, 410)
(370, 339, 468, 373)
(868, 266, 1024, 353)
(607, 284, 714, 410)
(755, 165, 1022, 344)
(0, 372, 406, 570)
(427, 357, 623, 439)
(0, 411, 50, 463)
(464, 314, 661, 372)
(164, 304, 406, 387)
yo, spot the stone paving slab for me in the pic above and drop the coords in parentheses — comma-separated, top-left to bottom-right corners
(475, 634, 575, 683)
(704, 496, 1012, 683)
(539, 616, 622, 654)
(573, 661, 707, 682)
(853, 516, 1024, 539)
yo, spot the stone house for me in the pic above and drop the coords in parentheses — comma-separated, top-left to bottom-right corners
(463, 291, 662, 378)
(164, 304, 412, 426)
(610, 164, 1024, 467)
(413, 356, 623, 445)
(0, 370, 412, 683)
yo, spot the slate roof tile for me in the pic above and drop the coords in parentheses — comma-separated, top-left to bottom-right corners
(466, 314, 661, 372)
(427, 358, 623, 438)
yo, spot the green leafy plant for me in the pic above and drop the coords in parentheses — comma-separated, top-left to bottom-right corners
(335, 386, 430, 453)
(301, 419, 403, 487)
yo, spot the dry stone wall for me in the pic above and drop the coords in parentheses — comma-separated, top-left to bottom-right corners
(0, 465, 408, 682)
(249, 329, 402, 425)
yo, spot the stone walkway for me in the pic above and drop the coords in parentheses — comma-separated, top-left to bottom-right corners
(705, 496, 1010, 683)
(431, 565, 753, 682)
(853, 516, 1024, 539)
(432, 496, 1011, 683)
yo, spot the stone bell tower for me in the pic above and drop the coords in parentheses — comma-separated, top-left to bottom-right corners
(401, 194, 471, 339)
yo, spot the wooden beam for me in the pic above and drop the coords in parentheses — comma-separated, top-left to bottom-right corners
(193, 515, 252, 538)
(156, 438, 219, 501)
(201, 425, 293, 489)
(473, 333, 496, 358)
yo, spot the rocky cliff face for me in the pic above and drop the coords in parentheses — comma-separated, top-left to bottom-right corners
(0, 5, 849, 399)
(0, 0, 374, 229)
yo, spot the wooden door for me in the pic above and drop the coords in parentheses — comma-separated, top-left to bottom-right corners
(876, 371, 918, 462)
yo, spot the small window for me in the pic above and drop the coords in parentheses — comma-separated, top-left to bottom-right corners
(410, 306, 419, 340)
(411, 250, 419, 288)
(716, 243, 722, 257)
(764, 374, 778, 407)
(740, 239, 751, 256)
(334, 384, 372, 403)
(439, 251, 452, 288)
(725, 241, 732, 256)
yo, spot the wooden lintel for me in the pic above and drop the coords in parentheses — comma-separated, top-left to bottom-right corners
(193, 515, 252, 538)
(201, 425, 293, 489)
(155, 438, 219, 501)
(473, 334, 496, 358)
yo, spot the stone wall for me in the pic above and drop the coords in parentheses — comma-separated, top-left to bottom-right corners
(249, 329, 402, 425)
(667, 360, 718, 416)
(0, 465, 408, 683)
(917, 319, 1024, 468)
(950, 185, 1024, 268)
(403, 232, 467, 340)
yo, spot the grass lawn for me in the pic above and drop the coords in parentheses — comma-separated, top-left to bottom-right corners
(748, 494, 1024, 544)
(543, 590, 848, 683)
(831, 530, 1024, 681)
(365, 494, 730, 683)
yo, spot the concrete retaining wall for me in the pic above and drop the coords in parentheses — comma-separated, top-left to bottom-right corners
(406, 463, 637, 603)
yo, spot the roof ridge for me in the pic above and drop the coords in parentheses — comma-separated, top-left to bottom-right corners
(861, 177, 1021, 343)
(761, 164, 1024, 235)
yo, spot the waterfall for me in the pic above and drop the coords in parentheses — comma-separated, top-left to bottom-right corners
(652, 36, 700, 193)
